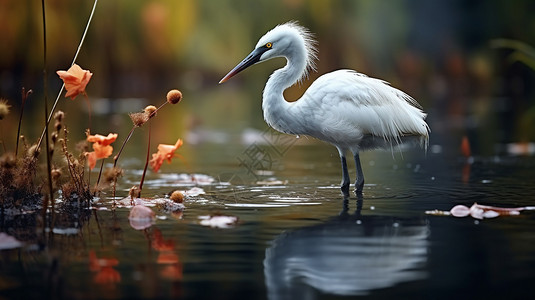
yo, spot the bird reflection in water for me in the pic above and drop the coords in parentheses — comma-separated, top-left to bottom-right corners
(264, 196, 429, 299)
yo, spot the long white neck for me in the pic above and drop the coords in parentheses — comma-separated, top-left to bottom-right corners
(262, 50, 308, 134)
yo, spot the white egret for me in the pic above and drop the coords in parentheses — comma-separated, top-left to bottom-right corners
(219, 21, 429, 196)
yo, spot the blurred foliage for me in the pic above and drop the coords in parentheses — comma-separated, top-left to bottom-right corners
(491, 39, 535, 71)
(1, 0, 535, 151)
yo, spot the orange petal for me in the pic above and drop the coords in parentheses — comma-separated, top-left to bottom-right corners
(56, 64, 92, 100)
(150, 139, 183, 172)
(93, 144, 113, 159)
(150, 152, 165, 172)
(450, 205, 470, 217)
(87, 133, 118, 146)
(86, 151, 97, 170)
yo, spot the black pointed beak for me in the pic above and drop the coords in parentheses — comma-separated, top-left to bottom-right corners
(219, 47, 269, 84)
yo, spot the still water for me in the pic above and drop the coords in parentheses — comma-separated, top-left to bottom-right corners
(2, 140, 535, 299)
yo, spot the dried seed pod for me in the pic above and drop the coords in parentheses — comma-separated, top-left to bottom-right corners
(54, 111, 65, 122)
(129, 112, 148, 127)
(129, 186, 141, 199)
(51, 168, 62, 181)
(170, 190, 184, 203)
(51, 132, 58, 143)
(0, 153, 16, 168)
(0, 99, 10, 120)
(166, 89, 182, 105)
(28, 144, 40, 158)
(144, 105, 157, 118)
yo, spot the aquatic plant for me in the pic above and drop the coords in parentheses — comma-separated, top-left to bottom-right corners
(1, 0, 186, 228)
(0, 142, 41, 210)
(14, 89, 31, 156)
(0, 98, 11, 153)
(85, 133, 118, 171)
(60, 129, 92, 203)
(114, 90, 184, 199)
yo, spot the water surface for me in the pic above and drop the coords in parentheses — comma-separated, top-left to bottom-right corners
(2, 142, 535, 299)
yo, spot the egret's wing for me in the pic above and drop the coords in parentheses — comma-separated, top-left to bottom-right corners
(301, 70, 429, 144)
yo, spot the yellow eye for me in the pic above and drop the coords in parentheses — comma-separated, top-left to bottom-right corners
(265, 42, 272, 48)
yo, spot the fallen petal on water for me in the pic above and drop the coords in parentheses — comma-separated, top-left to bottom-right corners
(129, 205, 156, 230)
(430, 202, 534, 219)
(474, 203, 524, 214)
(198, 215, 239, 229)
(450, 205, 470, 217)
(482, 210, 500, 218)
(469, 204, 485, 219)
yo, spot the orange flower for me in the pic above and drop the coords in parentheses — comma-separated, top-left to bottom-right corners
(85, 133, 118, 170)
(56, 64, 93, 100)
(87, 133, 118, 146)
(150, 138, 183, 172)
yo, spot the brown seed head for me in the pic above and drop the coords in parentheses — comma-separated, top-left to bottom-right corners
(51, 168, 62, 181)
(129, 112, 149, 127)
(54, 110, 65, 122)
(28, 144, 40, 158)
(170, 190, 184, 203)
(103, 167, 123, 183)
(0, 153, 17, 168)
(54, 121, 62, 132)
(0, 99, 10, 120)
(129, 185, 141, 199)
(166, 89, 182, 105)
(144, 105, 157, 118)
(51, 132, 58, 143)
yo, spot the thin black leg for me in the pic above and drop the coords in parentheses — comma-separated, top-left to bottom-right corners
(340, 155, 350, 197)
(353, 152, 364, 194)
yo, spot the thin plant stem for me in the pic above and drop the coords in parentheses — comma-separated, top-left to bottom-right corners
(111, 100, 168, 199)
(151, 101, 167, 118)
(113, 100, 168, 169)
(113, 126, 136, 168)
(37, 0, 99, 150)
(15, 88, 32, 156)
(138, 123, 152, 195)
(42, 0, 54, 223)
(94, 158, 105, 196)
(112, 126, 136, 199)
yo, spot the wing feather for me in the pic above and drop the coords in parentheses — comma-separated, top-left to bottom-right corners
(300, 70, 429, 147)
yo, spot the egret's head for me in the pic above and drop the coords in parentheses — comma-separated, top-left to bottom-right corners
(219, 21, 317, 84)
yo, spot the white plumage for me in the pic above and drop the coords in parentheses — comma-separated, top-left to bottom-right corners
(220, 21, 429, 196)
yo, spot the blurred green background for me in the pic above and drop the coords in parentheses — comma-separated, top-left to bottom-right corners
(1, 0, 535, 157)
